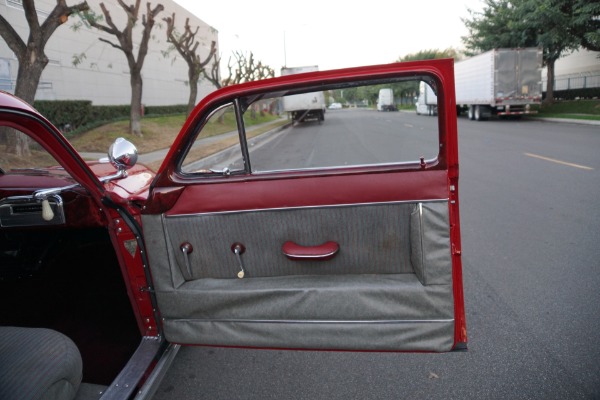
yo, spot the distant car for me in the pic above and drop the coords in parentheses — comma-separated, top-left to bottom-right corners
(0, 58, 465, 399)
(328, 102, 342, 109)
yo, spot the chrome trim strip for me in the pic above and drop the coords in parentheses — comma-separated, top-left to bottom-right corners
(418, 202, 425, 274)
(165, 198, 449, 218)
(0, 194, 66, 227)
(282, 250, 339, 259)
(100, 336, 165, 400)
(168, 318, 454, 325)
(133, 343, 181, 400)
(249, 156, 439, 175)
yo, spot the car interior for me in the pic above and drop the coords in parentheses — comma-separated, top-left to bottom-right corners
(0, 127, 141, 400)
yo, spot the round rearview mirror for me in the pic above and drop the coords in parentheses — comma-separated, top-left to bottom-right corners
(108, 137, 138, 170)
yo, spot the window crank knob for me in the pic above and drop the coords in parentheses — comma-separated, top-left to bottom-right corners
(180, 242, 193, 254)
(41, 199, 54, 221)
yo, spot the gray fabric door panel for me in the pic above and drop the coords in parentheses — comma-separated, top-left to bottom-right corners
(161, 202, 416, 281)
(156, 274, 454, 351)
(157, 274, 454, 321)
(410, 202, 453, 285)
(142, 200, 455, 351)
(163, 318, 455, 352)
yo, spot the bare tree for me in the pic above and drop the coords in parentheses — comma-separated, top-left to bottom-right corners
(163, 13, 216, 116)
(0, 0, 89, 155)
(204, 52, 222, 89)
(83, 0, 163, 136)
(204, 51, 274, 89)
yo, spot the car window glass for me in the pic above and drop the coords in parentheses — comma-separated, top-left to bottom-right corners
(243, 80, 440, 173)
(180, 103, 245, 174)
(178, 79, 440, 176)
(0, 126, 65, 173)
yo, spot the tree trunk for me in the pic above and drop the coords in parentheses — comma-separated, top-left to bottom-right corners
(187, 69, 200, 117)
(6, 47, 47, 156)
(543, 58, 556, 105)
(14, 50, 46, 104)
(130, 71, 143, 137)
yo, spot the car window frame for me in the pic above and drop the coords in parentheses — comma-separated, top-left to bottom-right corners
(172, 72, 447, 183)
(150, 60, 457, 192)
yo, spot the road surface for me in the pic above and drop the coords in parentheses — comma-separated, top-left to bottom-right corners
(153, 109, 600, 400)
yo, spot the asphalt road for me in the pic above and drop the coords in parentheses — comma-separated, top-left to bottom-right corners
(152, 110, 600, 400)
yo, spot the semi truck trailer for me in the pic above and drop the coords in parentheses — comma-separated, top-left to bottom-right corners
(377, 88, 397, 111)
(416, 48, 543, 120)
(281, 66, 326, 123)
(415, 82, 437, 115)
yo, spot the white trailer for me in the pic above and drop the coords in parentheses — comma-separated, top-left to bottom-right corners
(377, 88, 397, 111)
(415, 48, 543, 120)
(415, 82, 437, 115)
(456, 48, 542, 120)
(281, 66, 326, 123)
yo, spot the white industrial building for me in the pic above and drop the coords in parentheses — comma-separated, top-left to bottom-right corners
(0, 0, 218, 105)
(542, 49, 600, 93)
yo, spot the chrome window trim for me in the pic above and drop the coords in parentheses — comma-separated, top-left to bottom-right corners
(167, 318, 455, 325)
(164, 198, 449, 218)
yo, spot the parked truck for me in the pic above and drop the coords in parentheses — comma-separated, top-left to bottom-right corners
(416, 48, 543, 120)
(377, 88, 397, 111)
(281, 66, 326, 123)
(415, 82, 437, 115)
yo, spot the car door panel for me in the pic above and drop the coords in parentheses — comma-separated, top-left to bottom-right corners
(145, 59, 466, 352)
(143, 197, 454, 351)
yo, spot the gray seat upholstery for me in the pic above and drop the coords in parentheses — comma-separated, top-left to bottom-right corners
(0, 326, 82, 400)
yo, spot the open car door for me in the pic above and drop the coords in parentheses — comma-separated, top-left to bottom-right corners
(144, 59, 466, 352)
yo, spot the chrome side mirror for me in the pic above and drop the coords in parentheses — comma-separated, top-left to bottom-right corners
(98, 138, 138, 183)
(108, 137, 138, 170)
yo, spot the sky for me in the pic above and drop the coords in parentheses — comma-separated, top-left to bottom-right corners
(173, 0, 485, 76)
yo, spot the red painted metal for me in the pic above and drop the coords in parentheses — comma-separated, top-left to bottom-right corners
(164, 169, 449, 216)
(151, 59, 455, 188)
(1, 58, 467, 348)
(108, 209, 158, 337)
(147, 59, 467, 349)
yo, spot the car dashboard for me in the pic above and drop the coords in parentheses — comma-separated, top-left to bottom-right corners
(0, 173, 104, 229)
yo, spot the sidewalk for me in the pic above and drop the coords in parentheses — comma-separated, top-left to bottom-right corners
(401, 108, 600, 125)
(534, 117, 600, 126)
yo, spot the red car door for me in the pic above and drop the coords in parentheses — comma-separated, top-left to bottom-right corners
(144, 59, 466, 351)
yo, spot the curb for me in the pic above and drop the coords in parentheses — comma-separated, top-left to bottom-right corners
(533, 117, 600, 126)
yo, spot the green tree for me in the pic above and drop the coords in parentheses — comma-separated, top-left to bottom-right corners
(395, 49, 461, 104)
(398, 48, 461, 62)
(569, 0, 600, 52)
(462, 0, 533, 55)
(463, 0, 599, 104)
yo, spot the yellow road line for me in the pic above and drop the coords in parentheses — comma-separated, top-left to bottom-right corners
(524, 152, 594, 171)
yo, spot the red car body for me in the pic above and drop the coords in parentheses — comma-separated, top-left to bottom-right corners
(0, 59, 466, 400)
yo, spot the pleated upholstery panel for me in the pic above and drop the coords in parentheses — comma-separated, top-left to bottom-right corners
(142, 201, 456, 351)
(162, 202, 416, 281)
(410, 202, 453, 285)
(0, 327, 82, 400)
